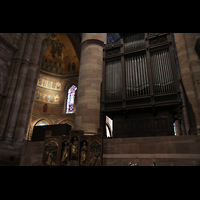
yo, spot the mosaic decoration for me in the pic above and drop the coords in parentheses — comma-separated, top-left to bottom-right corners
(37, 77, 61, 91)
(49, 33, 65, 59)
(66, 85, 77, 113)
(41, 59, 76, 75)
(35, 90, 60, 104)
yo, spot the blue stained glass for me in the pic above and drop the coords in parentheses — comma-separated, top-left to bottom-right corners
(66, 85, 77, 113)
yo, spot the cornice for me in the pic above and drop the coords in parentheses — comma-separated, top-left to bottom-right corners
(39, 69, 79, 78)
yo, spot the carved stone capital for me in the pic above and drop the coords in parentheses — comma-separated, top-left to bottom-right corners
(81, 39, 104, 50)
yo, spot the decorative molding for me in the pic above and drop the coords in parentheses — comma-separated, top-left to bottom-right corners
(81, 39, 104, 50)
(103, 153, 200, 159)
(40, 68, 79, 78)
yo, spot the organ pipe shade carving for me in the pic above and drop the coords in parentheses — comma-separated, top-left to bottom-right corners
(150, 49, 175, 94)
(125, 54, 149, 97)
(105, 60, 122, 100)
(124, 33, 145, 52)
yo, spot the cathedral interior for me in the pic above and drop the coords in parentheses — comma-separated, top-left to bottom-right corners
(0, 33, 200, 166)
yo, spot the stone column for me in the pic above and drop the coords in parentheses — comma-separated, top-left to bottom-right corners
(2, 33, 36, 144)
(0, 33, 28, 141)
(174, 33, 200, 135)
(74, 33, 106, 134)
(14, 33, 46, 142)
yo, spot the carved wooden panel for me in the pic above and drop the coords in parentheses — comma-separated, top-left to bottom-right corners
(42, 132, 102, 166)
(113, 113, 173, 138)
(149, 34, 168, 46)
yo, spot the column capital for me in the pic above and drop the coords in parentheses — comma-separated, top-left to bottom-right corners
(81, 39, 104, 50)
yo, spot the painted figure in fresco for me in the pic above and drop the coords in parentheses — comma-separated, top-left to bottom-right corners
(35, 91, 40, 99)
(80, 141, 87, 165)
(49, 36, 65, 58)
(52, 81, 56, 89)
(50, 95, 54, 103)
(72, 62, 76, 72)
(54, 95, 59, 103)
(38, 77, 42, 85)
(42, 59, 47, 69)
(58, 63, 62, 74)
(47, 80, 51, 88)
(47, 61, 52, 71)
(56, 42, 65, 56)
(42, 93, 46, 102)
(56, 82, 61, 90)
(43, 79, 47, 87)
(53, 62, 57, 73)
(45, 94, 48, 102)
(70, 137, 78, 161)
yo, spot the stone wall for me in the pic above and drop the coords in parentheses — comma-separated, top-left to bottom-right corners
(103, 135, 200, 166)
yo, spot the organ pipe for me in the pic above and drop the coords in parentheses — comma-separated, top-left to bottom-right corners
(125, 53, 149, 98)
(150, 49, 175, 94)
(105, 60, 122, 100)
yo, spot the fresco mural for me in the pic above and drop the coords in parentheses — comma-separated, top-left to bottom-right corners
(36, 121, 48, 126)
(41, 33, 79, 75)
(35, 90, 60, 104)
(41, 59, 76, 75)
(37, 77, 61, 91)
(49, 33, 65, 58)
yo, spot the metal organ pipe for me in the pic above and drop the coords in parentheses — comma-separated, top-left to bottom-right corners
(125, 53, 149, 97)
(150, 49, 175, 94)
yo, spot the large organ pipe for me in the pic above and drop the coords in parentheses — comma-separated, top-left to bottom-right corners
(165, 51, 170, 91)
(163, 50, 168, 92)
(161, 50, 166, 92)
(150, 49, 175, 94)
(144, 54, 149, 94)
(158, 52, 164, 93)
(157, 52, 162, 93)
(125, 53, 149, 97)
(153, 51, 158, 93)
(140, 55, 144, 96)
(142, 54, 147, 95)
(166, 50, 172, 91)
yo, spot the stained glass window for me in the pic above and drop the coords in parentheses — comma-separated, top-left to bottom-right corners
(66, 85, 77, 113)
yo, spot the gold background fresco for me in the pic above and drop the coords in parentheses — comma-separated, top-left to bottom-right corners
(41, 33, 79, 74)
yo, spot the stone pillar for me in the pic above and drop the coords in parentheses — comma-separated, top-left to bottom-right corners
(0, 33, 28, 141)
(14, 33, 46, 142)
(2, 33, 36, 144)
(174, 33, 200, 135)
(74, 33, 106, 134)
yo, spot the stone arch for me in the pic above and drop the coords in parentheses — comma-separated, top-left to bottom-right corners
(54, 117, 75, 129)
(33, 116, 54, 127)
(27, 115, 54, 140)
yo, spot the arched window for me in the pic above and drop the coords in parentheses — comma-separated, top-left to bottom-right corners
(66, 85, 77, 113)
